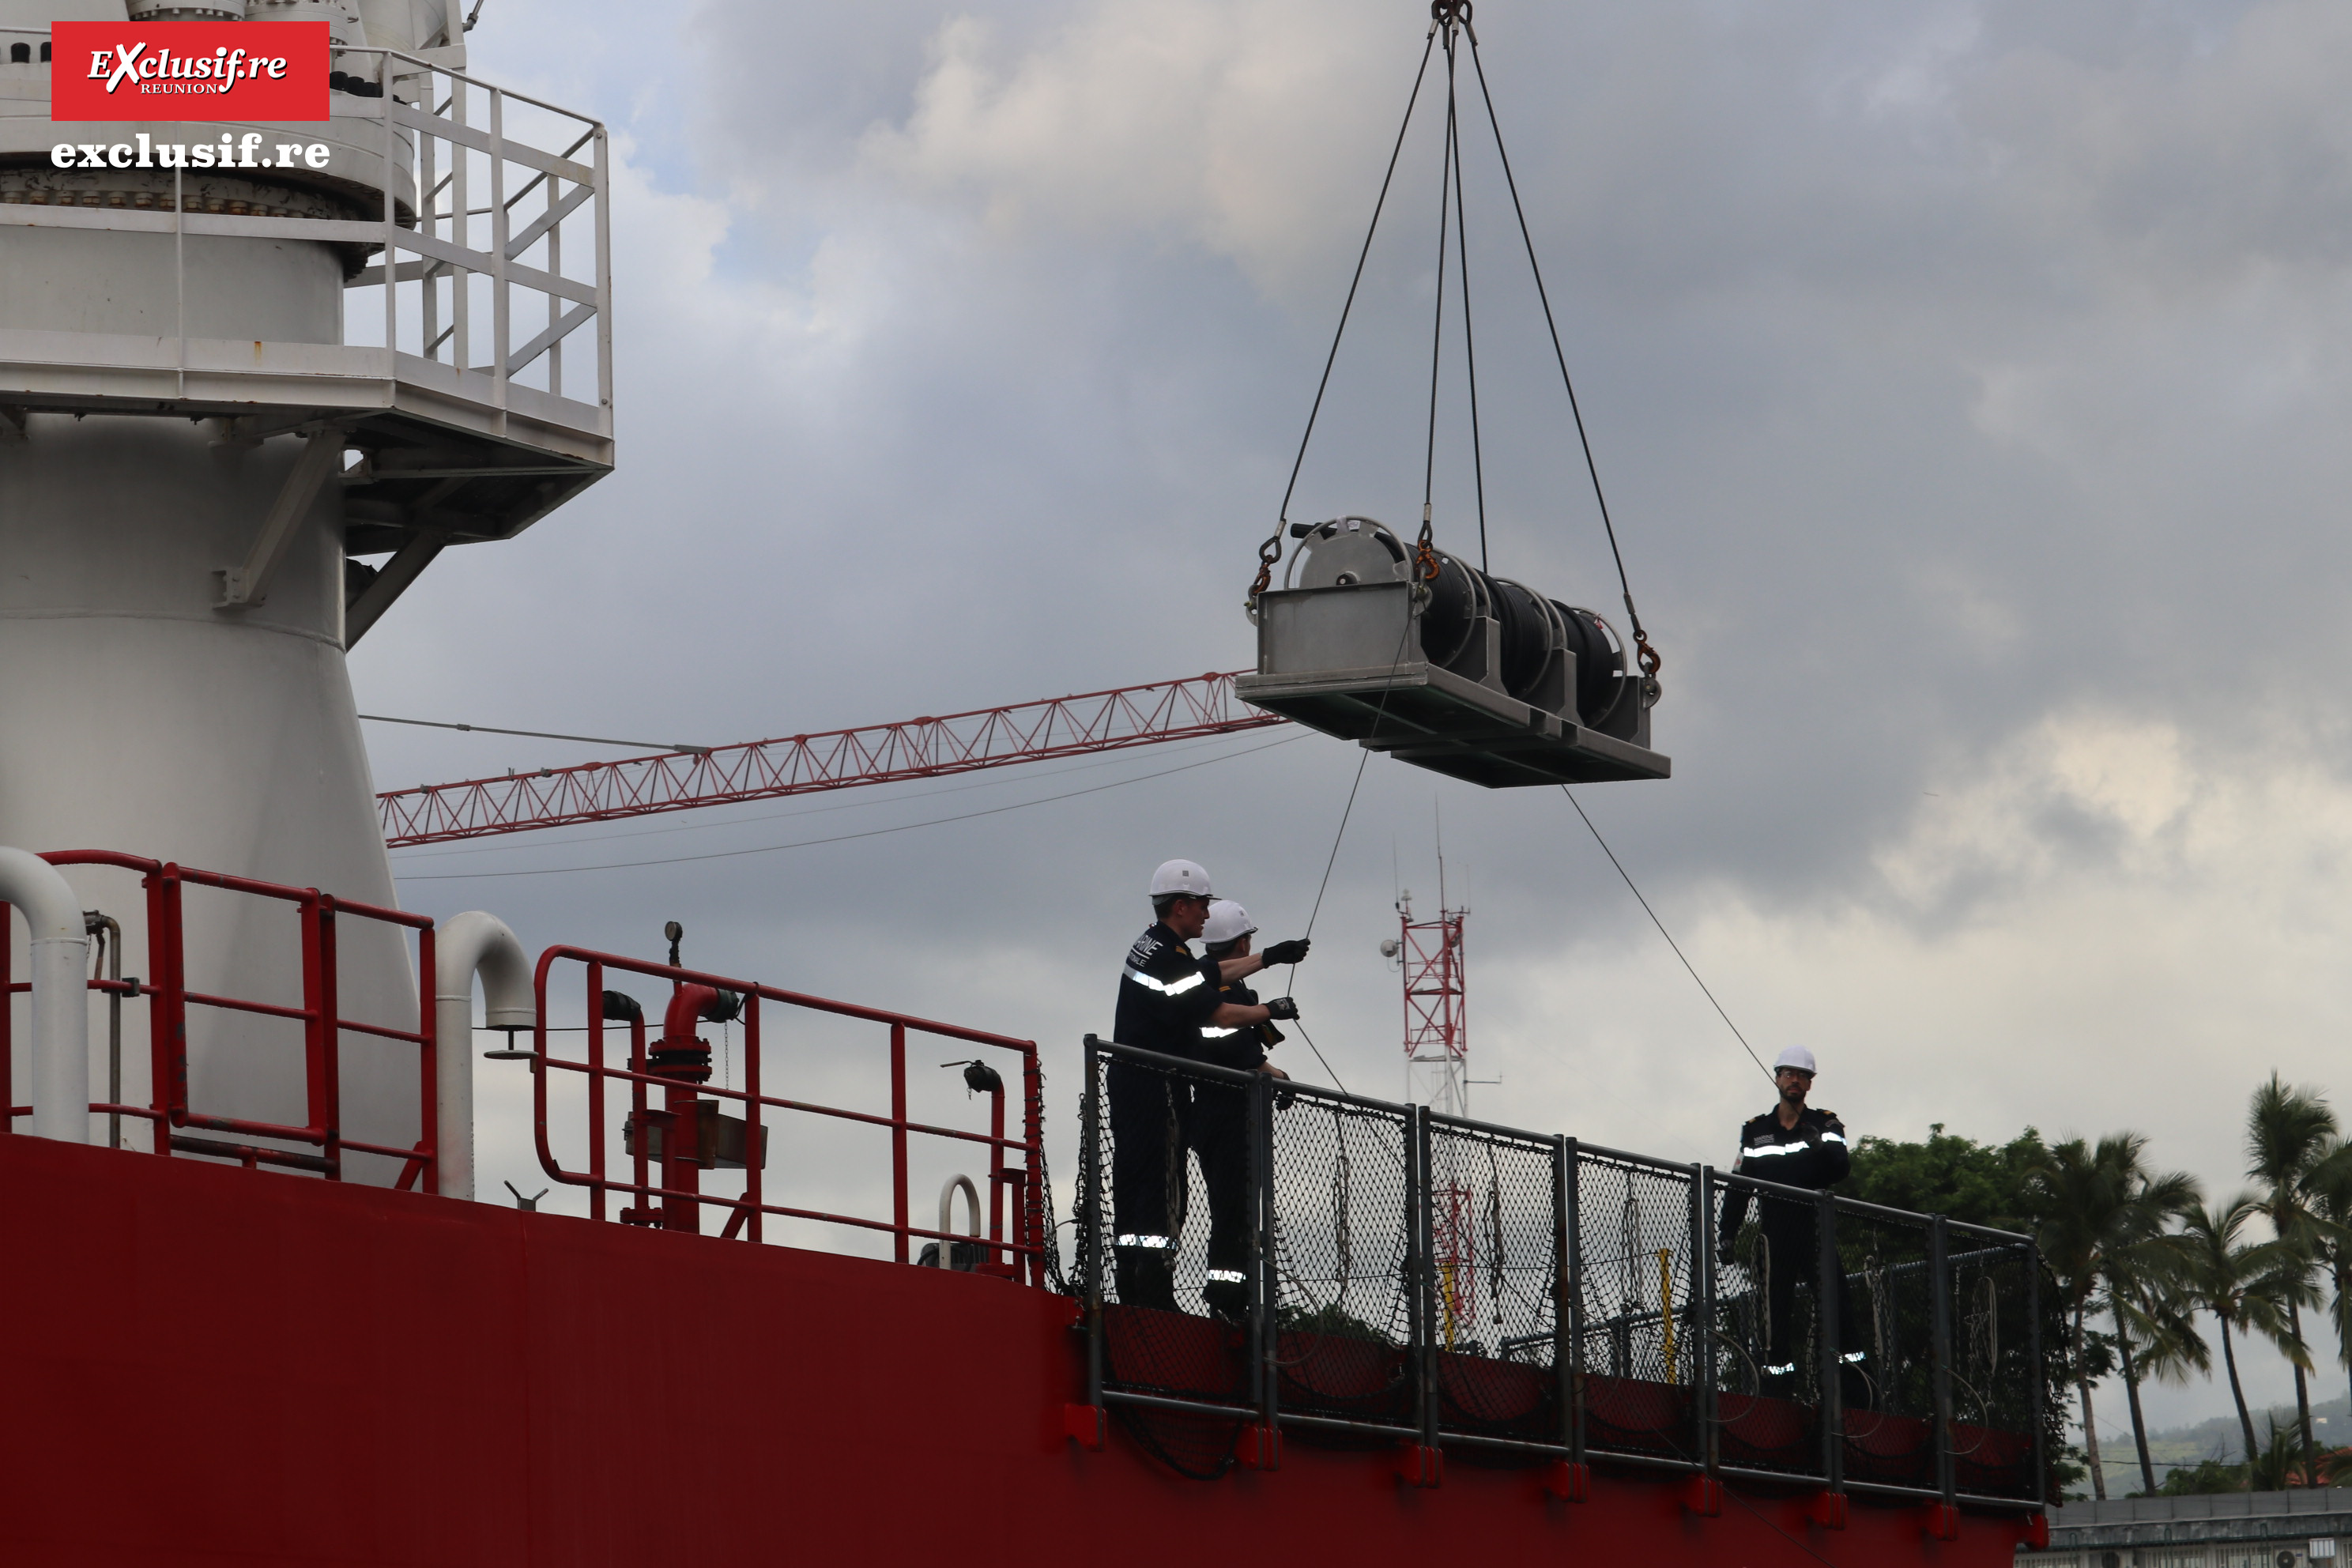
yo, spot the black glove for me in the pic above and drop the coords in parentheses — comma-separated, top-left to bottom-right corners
(1265, 997, 1299, 1021)
(1260, 937, 1311, 967)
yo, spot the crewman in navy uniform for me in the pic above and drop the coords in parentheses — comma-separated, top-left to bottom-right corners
(1187, 900, 1295, 1321)
(1110, 861, 1304, 1312)
(1714, 1046, 1868, 1404)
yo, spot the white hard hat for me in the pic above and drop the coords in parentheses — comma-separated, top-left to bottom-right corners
(1773, 1046, 1818, 1076)
(1203, 900, 1257, 946)
(1149, 859, 1214, 900)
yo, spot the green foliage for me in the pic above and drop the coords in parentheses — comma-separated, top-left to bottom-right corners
(2149, 1457, 2248, 1495)
(1845, 1124, 2052, 1233)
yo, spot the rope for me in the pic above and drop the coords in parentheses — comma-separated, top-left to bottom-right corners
(1561, 786, 1773, 1085)
(1286, 1016, 1352, 1099)
(1251, 28, 1441, 609)
(1446, 27, 1491, 574)
(1415, 17, 1458, 585)
(1464, 30, 1660, 681)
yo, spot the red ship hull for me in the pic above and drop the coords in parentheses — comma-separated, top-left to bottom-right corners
(0, 1133, 2032, 1565)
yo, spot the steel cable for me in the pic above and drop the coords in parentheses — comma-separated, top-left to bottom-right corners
(1560, 785, 1773, 1084)
(1251, 26, 1441, 606)
(1464, 29, 1660, 680)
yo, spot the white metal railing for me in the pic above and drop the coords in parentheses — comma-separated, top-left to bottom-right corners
(0, 33, 610, 447)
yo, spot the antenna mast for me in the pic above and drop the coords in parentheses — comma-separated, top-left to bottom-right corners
(1393, 873, 1474, 1345)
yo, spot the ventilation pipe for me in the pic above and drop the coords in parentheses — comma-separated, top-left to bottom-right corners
(0, 848, 90, 1144)
(434, 911, 534, 1200)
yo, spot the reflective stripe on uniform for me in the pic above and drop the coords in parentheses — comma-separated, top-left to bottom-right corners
(1841, 1350, 1866, 1363)
(1116, 1234, 1176, 1250)
(1200, 1025, 1238, 1038)
(1125, 967, 1204, 996)
(1205, 1268, 1247, 1283)
(1821, 1131, 1847, 1144)
(1741, 1142, 1806, 1157)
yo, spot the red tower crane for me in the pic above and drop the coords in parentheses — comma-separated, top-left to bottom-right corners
(376, 671, 1283, 847)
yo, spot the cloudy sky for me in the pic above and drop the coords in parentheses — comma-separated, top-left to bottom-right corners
(347, 0, 2352, 1447)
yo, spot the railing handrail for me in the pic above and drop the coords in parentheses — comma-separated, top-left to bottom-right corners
(530, 947, 1050, 1281)
(2, 851, 436, 1187)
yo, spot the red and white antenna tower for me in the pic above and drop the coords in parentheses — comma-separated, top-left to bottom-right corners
(1393, 880, 1468, 1117)
(1389, 867, 1473, 1341)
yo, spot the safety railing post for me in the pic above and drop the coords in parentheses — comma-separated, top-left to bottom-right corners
(1081, 1035, 1104, 1412)
(1696, 1164, 1717, 1476)
(1253, 1066, 1277, 1454)
(1023, 1051, 1046, 1287)
(2026, 1240, 2047, 1508)
(415, 925, 437, 1194)
(488, 87, 509, 411)
(1563, 1135, 1585, 1467)
(320, 897, 343, 1178)
(890, 1021, 908, 1264)
(139, 870, 166, 1154)
(741, 994, 762, 1243)
(1930, 1213, 1956, 1510)
(1413, 1103, 1438, 1454)
(1550, 1136, 1572, 1453)
(586, 959, 605, 1221)
(1818, 1191, 1844, 1494)
(379, 62, 395, 357)
(1, 900, 10, 1133)
(594, 124, 613, 413)
(452, 83, 470, 375)
(987, 1081, 1007, 1272)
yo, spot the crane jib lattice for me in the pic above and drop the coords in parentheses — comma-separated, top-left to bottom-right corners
(376, 672, 1286, 847)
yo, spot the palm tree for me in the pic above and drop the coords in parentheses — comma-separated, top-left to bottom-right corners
(2302, 1136, 2352, 1417)
(2029, 1133, 2199, 1499)
(2109, 1259, 2207, 1494)
(2246, 1074, 2342, 1477)
(2175, 1193, 2311, 1472)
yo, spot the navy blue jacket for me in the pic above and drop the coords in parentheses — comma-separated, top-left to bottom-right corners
(1195, 981, 1268, 1072)
(1717, 1104, 1850, 1248)
(1113, 922, 1223, 1060)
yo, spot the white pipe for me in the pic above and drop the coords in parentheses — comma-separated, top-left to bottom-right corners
(433, 910, 533, 1200)
(0, 848, 89, 1144)
(935, 1174, 981, 1269)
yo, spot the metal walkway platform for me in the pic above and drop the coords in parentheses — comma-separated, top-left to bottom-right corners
(0, 43, 612, 643)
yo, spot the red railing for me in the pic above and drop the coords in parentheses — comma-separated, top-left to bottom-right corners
(531, 948, 1050, 1283)
(2, 851, 437, 1187)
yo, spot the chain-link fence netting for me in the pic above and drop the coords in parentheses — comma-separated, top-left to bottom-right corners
(1574, 1152, 1699, 1462)
(1268, 1080, 1415, 1440)
(1713, 1171, 1827, 1480)
(1084, 1046, 1249, 1478)
(1426, 1119, 1563, 1457)
(1076, 1041, 2042, 1494)
(1946, 1232, 2040, 1501)
(1836, 1204, 1937, 1491)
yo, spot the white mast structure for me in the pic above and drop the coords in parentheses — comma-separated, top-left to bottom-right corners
(0, 0, 610, 1173)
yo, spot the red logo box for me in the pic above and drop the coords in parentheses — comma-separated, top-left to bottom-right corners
(51, 21, 329, 122)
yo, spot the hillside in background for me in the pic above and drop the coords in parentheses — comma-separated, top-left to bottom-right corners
(2143, 1395, 2352, 1471)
